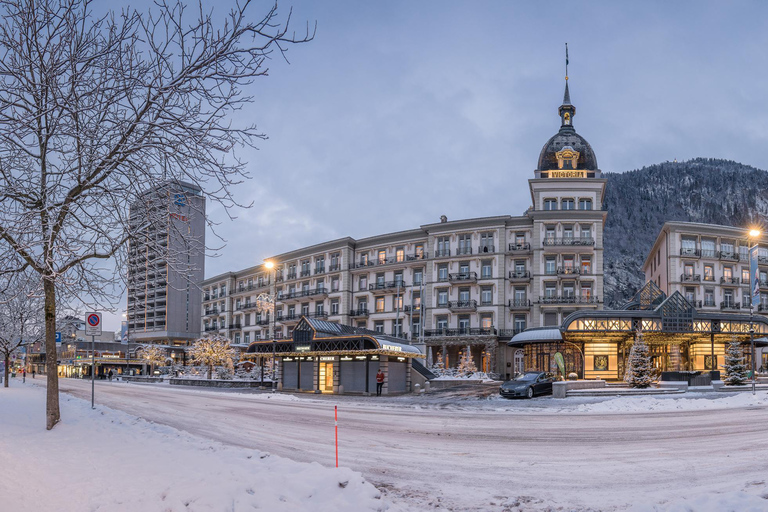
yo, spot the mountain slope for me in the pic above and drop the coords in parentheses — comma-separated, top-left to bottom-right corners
(603, 158, 768, 307)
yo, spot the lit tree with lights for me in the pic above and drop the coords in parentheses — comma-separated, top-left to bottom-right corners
(457, 346, 477, 376)
(624, 332, 653, 388)
(723, 338, 748, 386)
(191, 335, 237, 379)
(141, 345, 167, 376)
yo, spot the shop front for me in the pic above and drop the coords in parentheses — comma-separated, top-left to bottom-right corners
(245, 317, 424, 395)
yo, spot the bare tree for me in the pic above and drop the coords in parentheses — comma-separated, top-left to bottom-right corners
(140, 344, 167, 376)
(0, 0, 313, 429)
(190, 335, 237, 379)
(0, 275, 45, 387)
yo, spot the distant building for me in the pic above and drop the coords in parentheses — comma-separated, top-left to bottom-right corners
(201, 77, 606, 380)
(126, 180, 205, 358)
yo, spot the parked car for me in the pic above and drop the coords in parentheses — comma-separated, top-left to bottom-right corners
(499, 372, 555, 399)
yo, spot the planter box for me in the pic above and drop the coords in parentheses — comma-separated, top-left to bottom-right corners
(553, 380, 606, 398)
(123, 376, 164, 383)
(169, 378, 274, 388)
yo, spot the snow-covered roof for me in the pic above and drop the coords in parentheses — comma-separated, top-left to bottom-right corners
(507, 328, 562, 346)
(369, 337, 423, 356)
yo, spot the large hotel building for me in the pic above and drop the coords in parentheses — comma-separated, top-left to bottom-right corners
(202, 80, 606, 379)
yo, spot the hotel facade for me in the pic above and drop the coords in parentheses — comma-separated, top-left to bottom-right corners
(201, 80, 607, 380)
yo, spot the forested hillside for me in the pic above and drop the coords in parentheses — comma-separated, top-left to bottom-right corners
(603, 158, 768, 307)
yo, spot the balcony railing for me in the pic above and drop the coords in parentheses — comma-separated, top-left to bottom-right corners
(354, 253, 427, 269)
(680, 274, 701, 282)
(424, 327, 497, 337)
(478, 245, 495, 254)
(448, 300, 477, 311)
(314, 267, 325, 275)
(702, 275, 716, 282)
(286, 272, 297, 280)
(557, 267, 580, 276)
(306, 311, 328, 319)
(282, 288, 328, 300)
(537, 295, 601, 305)
(228, 324, 242, 330)
(435, 249, 451, 258)
(509, 271, 531, 280)
(256, 318, 270, 326)
(720, 301, 741, 311)
(719, 251, 740, 261)
(369, 281, 407, 292)
(508, 243, 531, 252)
(508, 299, 531, 309)
(543, 237, 595, 247)
(449, 272, 477, 283)
(701, 249, 717, 258)
(456, 246, 473, 255)
(680, 247, 700, 257)
(350, 308, 369, 317)
(403, 304, 423, 314)
(329, 264, 342, 272)
(300, 270, 311, 277)
(204, 326, 218, 332)
(203, 308, 219, 316)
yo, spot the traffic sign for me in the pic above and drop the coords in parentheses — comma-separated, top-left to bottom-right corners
(85, 313, 102, 336)
(55, 332, 62, 343)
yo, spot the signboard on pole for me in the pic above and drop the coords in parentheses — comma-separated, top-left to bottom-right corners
(55, 332, 62, 344)
(750, 246, 760, 309)
(85, 313, 102, 337)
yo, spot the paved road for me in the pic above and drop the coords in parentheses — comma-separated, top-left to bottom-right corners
(51, 379, 768, 511)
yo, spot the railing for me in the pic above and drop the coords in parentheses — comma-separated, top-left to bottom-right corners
(286, 273, 297, 280)
(680, 274, 701, 282)
(314, 267, 325, 275)
(204, 308, 219, 315)
(543, 237, 595, 247)
(283, 288, 328, 299)
(680, 247, 700, 257)
(701, 249, 717, 258)
(228, 324, 242, 330)
(306, 311, 328, 319)
(508, 243, 531, 252)
(449, 272, 477, 282)
(435, 249, 451, 258)
(448, 300, 477, 310)
(256, 319, 270, 326)
(300, 270, 311, 277)
(354, 253, 427, 269)
(369, 281, 407, 291)
(703, 275, 715, 282)
(720, 277, 740, 285)
(509, 271, 531, 280)
(498, 328, 525, 337)
(557, 267, 580, 276)
(424, 327, 497, 337)
(329, 264, 342, 272)
(350, 309, 369, 317)
(719, 251, 740, 261)
(478, 245, 495, 254)
(404, 305, 423, 313)
(508, 299, 531, 308)
(456, 246, 473, 255)
(702, 300, 716, 307)
(204, 326, 218, 332)
(537, 295, 601, 305)
(720, 301, 741, 310)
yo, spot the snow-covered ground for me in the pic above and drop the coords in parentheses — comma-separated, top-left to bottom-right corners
(4, 378, 768, 511)
(0, 383, 401, 512)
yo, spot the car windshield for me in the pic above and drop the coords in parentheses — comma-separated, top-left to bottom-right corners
(513, 373, 540, 382)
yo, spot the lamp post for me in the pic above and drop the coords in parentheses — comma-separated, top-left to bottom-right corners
(256, 260, 276, 389)
(748, 229, 761, 396)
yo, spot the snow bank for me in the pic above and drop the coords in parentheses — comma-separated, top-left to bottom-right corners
(0, 384, 396, 512)
(631, 486, 768, 512)
(576, 390, 768, 413)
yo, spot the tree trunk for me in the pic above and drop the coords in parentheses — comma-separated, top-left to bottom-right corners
(208, 364, 212, 380)
(3, 354, 9, 387)
(44, 277, 60, 430)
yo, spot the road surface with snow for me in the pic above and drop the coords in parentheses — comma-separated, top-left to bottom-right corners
(43, 379, 768, 510)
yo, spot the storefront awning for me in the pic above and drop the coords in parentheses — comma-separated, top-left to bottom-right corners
(507, 328, 562, 346)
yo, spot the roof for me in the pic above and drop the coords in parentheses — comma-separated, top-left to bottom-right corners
(537, 130, 598, 171)
(507, 327, 563, 346)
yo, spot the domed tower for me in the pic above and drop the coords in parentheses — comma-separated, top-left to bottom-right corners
(526, 65, 607, 333)
(534, 80, 601, 178)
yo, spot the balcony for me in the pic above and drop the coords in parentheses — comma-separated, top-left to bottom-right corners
(360, 252, 428, 269)
(403, 304, 423, 314)
(537, 295, 601, 305)
(305, 311, 329, 319)
(369, 281, 407, 294)
(204, 326, 218, 332)
(720, 301, 741, 311)
(543, 237, 595, 247)
(300, 270, 311, 278)
(449, 272, 477, 284)
(286, 272, 297, 281)
(256, 318, 270, 326)
(719, 251, 741, 262)
(680, 274, 701, 282)
(702, 275, 716, 282)
(434, 249, 451, 258)
(280, 313, 300, 323)
(314, 267, 325, 275)
(448, 300, 477, 312)
(702, 300, 716, 308)
(508, 299, 531, 309)
(350, 308, 369, 317)
(478, 245, 495, 254)
(203, 308, 219, 316)
(509, 271, 531, 281)
(456, 246, 473, 256)
(557, 267, 581, 277)
(236, 302, 255, 311)
(423, 327, 497, 338)
(508, 243, 532, 253)
(228, 324, 242, 330)
(328, 264, 342, 272)
(700, 249, 717, 258)
(680, 247, 700, 257)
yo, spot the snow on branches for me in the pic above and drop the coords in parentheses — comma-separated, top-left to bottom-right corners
(191, 335, 237, 380)
(723, 339, 748, 386)
(140, 345, 167, 375)
(624, 333, 653, 388)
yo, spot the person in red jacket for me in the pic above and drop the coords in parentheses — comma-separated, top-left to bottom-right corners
(375, 369, 385, 396)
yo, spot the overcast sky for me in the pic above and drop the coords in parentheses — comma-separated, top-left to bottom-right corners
(109, 1, 768, 330)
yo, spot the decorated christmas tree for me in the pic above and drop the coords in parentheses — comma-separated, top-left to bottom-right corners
(457, 346, 477, 376)
(141, 345, 167, 376)
(429, 351, 445, 376)
(624, 334, 653, 388)
(723, 339, 748, 386)
(190, 334, 237, 379)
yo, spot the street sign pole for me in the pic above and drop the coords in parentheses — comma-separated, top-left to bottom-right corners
(91, 334, 95, 408)
(85, 313, 102, 409)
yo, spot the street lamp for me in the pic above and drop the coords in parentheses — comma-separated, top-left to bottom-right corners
(748, 229, 761, 395)
(256, 260, 277, 389)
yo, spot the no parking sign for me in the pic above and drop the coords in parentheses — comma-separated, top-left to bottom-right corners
(85, 312, 102, 336)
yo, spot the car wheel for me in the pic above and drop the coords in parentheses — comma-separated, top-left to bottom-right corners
(526, 387, 534, 399)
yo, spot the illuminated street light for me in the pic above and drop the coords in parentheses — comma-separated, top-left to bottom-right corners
(747, 229, 761, 395)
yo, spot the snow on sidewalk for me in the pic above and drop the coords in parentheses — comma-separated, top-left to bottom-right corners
(0, 384, 399, 512)
(575, 389, 768, 413)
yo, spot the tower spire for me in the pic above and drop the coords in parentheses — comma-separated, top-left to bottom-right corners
(558, 43, 575, 129)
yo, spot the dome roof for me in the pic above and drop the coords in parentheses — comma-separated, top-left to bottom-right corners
(537, 128, 598, 171)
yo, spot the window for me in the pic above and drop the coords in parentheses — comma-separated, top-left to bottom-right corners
(458, 316, 470, 333)
(378, 249, 386, 265)
(581, 257, 592, 275)
(376, 273, 385, 287)
(413, 268, 423, 285)
(436, 316, 448, 330)
(723, 267, 733, 280)
(563, 284, 575, 298)
(438, 264, 449, 281)
(515, 233, 526, 246)
(375, 297, 385, 313)
(244, 333, 250, 343)
(315, 302, 324, 315)
(742, 268, 750, 283)
(514, 315, 526, 333)
(315, 256, 325, 273)
(437, 237, 450, 257)
(704, 289, 714, 307)
(545, 226, 556, 240)
(332, 277, 340, 291)
(357, 321, 367, 329)
(481, 287, 492, 305)
(514, 287, 527, 301)
(480, 232, 494, 252)
(681, 237, 697, 256)
(581, 284, 592, 299)
(562, 226, 573, 239)
(515, 261, 526, 275)
(394, 272, 404, 286)
(543, 198, 557, 211)
(724, 290, 734, 306)
(374, 321, 384, 333)
(411, 320, 420, 337)
(458, 288, 470, 302)
(330, 253, 340, 270)
(360, 253, 369, 266)
(481, 260, 492, 278)
(743, 290, 751, 306)
(392, 319, 403, 337)
(561, 198, 575, 210)
(545, 283, 557, 298)
(458, 234, 472, 255)
(580, 225, 592, 240)
(578, 198, 592, 210)
(701, 239, 716, 258)
(720, 240, 735, 257)
(703, 265, 714, 281)
(415, 244, 425, 259)
(394, 295, 403, 311)
(412, 293, 421, 308)
(437, 290, 448, 306)
(459, 262, 470, 275)
(563, 257, 575, 274)
(545, 257, 556, 275)
(301, 260, 310, 276)
(234, 333, 241, 344)
(481, 316, 492, 329)
(684, 264, 694, 277)
(359, 276, 367, 290)
(544, 312, 557, 326)
(357, 299, 368, 312)
(685, 287, 695, 303)
(396, 247, 405, 263)
(244, 314, 251, 327)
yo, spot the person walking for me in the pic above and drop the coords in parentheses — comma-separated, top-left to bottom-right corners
(107, 369, 113, 382)
(375, 369, 385, 396)
(32, 369, 35, 379)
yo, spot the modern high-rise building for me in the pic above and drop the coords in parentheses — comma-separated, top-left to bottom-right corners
(201, 77, 607, 379)
(127, 180, 206, 357)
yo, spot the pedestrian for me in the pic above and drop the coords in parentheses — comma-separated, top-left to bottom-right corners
(375, 369, 385, 396)
(108, 369, 113, 382)
(32, 369, 35, 379)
